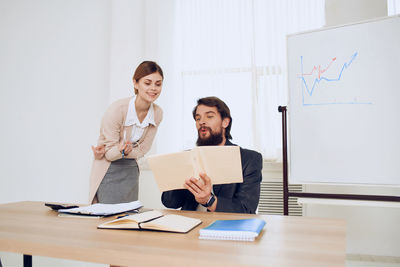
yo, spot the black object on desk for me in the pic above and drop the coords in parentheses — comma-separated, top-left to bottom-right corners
(44, 203, 79, 211)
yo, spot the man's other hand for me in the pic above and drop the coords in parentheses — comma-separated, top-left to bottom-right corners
(184, 172, 212, 205)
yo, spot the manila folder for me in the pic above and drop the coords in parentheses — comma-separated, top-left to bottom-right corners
(147, 146, 243, 192)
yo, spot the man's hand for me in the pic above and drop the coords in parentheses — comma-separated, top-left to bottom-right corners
(184, 172, 213, 205)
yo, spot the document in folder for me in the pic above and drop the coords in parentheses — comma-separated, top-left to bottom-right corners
(147, 146, 243, 192)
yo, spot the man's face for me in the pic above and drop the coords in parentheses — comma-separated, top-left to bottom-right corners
(195, 104, 229, 146)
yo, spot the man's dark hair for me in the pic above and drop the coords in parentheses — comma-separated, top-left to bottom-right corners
(192, 96, 232, 140)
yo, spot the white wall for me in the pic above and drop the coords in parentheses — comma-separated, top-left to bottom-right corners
(0, 0, 112, 205)
(108, 0, 145, 103)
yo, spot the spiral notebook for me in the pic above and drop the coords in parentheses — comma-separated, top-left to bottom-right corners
(199, 218, 266, 241)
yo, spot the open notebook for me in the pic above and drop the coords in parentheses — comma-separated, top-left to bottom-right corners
(98, 210, 202, 233)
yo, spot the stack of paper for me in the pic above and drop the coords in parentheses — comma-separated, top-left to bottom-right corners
(58, 200, 142, 217)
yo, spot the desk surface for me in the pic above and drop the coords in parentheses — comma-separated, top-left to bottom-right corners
(0, 201, 346, 267)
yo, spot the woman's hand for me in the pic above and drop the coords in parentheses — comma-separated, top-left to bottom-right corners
(119, 141, 133, 156)
(91, 144, 105, 160)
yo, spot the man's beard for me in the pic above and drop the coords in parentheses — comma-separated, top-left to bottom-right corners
(196, 126, 223, 146)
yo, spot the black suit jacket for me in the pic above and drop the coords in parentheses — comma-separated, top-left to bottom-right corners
(161, 140, 263, 214)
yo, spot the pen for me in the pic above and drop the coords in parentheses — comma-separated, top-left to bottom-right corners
(122, 129, 126, 158)
(116, 209, 139, 219)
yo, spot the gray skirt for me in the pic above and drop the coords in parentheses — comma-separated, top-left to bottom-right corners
(96, 158, 139, 204)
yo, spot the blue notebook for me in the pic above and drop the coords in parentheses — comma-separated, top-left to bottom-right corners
(199, 218, 266, 241)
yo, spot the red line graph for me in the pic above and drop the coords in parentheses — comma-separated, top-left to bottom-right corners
(302, 57, 337, 79)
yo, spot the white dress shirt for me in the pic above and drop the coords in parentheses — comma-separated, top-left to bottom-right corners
(124, 96, 156, 143)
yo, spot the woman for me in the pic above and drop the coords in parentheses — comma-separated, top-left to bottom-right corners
(88, 61, 163, 204)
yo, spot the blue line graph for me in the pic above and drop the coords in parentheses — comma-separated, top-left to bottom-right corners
(299, 52, 373, 106)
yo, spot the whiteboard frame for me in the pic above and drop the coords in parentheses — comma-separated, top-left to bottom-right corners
(286, 15, 400, 186)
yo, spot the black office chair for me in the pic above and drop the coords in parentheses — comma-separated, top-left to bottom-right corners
(0, 257, 3, 267)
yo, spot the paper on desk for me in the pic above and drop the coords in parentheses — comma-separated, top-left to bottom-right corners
(58, 200, 142, 216)
(147, 146, 243, 192)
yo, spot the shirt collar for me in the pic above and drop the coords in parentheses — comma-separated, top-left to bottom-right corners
(124, 96, 156, 127)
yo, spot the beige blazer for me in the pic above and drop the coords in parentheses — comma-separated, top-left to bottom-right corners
(88, 97, 163, 203)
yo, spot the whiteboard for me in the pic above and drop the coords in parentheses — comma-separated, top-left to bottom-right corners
(287, 16, 400, 185)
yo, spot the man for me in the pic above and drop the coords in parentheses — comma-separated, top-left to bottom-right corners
(161, 96, 263, 213)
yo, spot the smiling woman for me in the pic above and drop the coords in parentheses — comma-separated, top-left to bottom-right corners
(88, 61, 164, 204)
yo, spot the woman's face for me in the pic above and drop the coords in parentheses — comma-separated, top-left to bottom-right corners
(134, 72, 163, 103)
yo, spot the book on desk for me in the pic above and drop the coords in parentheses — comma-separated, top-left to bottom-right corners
(199, 218, 266, 241)
(98, 210, 202, 233)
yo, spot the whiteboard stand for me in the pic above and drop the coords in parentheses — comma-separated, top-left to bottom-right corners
(278, 106, 400, 216)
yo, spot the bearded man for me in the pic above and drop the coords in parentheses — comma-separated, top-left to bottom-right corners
(161, 96, 263, 213)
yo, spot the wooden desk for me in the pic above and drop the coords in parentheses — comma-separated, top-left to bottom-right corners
(0, 201, 346, 267)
